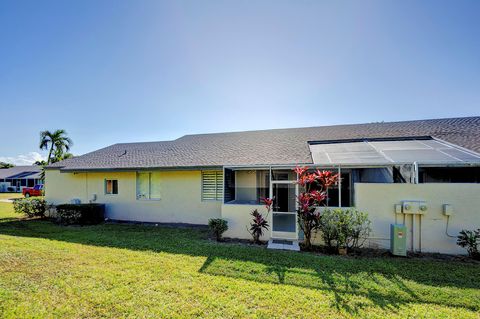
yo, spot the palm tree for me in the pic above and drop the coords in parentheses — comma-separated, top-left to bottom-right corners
(53, 149, 74, 163)
(39, 129, 73, 164)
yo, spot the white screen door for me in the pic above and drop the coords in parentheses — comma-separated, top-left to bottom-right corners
(269, 180, 298, 240)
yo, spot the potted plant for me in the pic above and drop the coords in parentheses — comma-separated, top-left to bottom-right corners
(338, 247, 348, 256)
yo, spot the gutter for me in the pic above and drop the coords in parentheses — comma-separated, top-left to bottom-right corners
(49, 162, 480, 174)
(56, 165, 224, 173)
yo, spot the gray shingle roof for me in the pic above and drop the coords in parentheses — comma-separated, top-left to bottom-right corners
(50, 116, 480, 171)
(0, 166, 42, 179)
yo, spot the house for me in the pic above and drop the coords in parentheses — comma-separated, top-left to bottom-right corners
(0, 165, 43, 192)
(45, 117, 480, 254)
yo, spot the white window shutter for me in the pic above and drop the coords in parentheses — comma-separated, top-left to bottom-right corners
(202, 171, 223, 201)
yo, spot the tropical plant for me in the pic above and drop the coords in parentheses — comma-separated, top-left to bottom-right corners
(0, 162, 14, 169)
(294, 166, 339, 250)
(248, 210, 269, 244)
(208, 218, 228, 241)
(319, 208, 371, 253)
(457, 229, 480, 259)
(247, 198, 272, 244)
(39, 129, 73, 164)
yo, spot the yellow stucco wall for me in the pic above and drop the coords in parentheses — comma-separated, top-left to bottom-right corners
(355, 183, 480, 254)
(45, 169, 221, 224)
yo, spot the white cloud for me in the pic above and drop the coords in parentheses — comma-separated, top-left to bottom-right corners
(0, 152, 47, 166)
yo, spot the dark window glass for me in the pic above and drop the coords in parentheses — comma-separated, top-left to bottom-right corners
(419, 167, 480, 183)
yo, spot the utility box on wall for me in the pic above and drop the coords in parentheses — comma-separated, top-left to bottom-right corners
(391, 224, 407, 256)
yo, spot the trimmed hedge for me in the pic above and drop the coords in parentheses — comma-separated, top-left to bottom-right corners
(55, 204, 105, 225)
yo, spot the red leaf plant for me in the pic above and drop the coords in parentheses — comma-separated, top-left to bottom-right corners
(294, 166, 339, 250)
(247, 197, 273, 244)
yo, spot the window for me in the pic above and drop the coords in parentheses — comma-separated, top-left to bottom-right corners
(224, 168, 235, 202)
(105, 179, 118, 195)
(326, 172, 351, 207)
(202, 171, 223, 201)
(136, 172, 161, 200)
(419, 167, 480, 183)
(256, 170, 270, 203)
(307, 171, 351, 207)
(271, 169, 296, 181)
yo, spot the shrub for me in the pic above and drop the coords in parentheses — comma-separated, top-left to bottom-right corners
(317, 209, 337, 252)
(55, 204, 105, 225)
(12, 198, 47, 218)
(457, 229, 480, 260)
(208, 218, 228, 241)
(248, 209, 269, 244)
(318, 208, 371, 252)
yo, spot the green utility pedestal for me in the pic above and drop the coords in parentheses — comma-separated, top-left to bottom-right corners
(391, 224, 407, 256)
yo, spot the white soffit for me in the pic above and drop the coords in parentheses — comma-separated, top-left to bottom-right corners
(309, 138, 480, 165)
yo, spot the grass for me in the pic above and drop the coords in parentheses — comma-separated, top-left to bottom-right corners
(0, 199, 479, 318)
(0, 193, 23, 200)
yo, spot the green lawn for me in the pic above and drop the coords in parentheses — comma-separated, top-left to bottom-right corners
(0, 193, 23, 200)
(0, 200, 479, 318)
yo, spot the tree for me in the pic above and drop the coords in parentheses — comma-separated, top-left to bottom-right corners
(39, 129, 73, 164)
(0, 162, 14, 169)
(53, 149, 74, 163)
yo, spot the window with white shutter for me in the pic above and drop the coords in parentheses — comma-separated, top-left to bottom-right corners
(202, 171, 223, 201)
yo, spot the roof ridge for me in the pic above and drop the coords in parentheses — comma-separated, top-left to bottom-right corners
(178, 116, 480, 139)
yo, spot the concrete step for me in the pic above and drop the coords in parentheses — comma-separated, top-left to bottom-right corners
(267, 238, 300, 251)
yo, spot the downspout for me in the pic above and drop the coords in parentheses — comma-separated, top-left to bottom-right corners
(411, 161, 420, 252)
(419, 215, 422, 253)
(338, 166, 342, 208)
(269, 165, 273, 240)
(410, 161, 418, 252)
(412, 214, 415, 252)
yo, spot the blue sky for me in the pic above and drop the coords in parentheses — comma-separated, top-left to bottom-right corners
(0, 1, 479, 164)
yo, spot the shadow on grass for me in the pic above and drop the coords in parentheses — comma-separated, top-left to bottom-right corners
(0, 217, 479, 315)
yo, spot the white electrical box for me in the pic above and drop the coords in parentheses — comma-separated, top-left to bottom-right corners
(443, 204, 453, 216)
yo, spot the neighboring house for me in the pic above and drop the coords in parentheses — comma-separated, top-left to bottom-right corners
(0, 165, 43, 192)
(46, 117, 480, 254)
